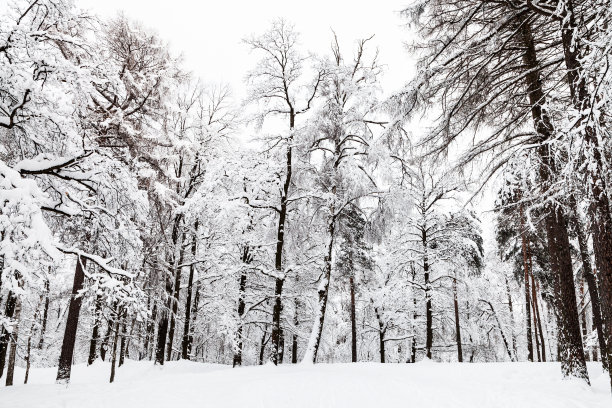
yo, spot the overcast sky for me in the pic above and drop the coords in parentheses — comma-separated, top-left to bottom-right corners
(76, 0, 414, 99)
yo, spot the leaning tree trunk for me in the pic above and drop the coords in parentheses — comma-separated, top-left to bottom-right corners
(350, 274, 358, 363)
(532, 275, 546, 362)
(56, 256, 88, 384)
(453, 276, 463, 362)
(505, 275, 517, 360)
(520, 18, 589, 383)
(303, 215, 335, 363)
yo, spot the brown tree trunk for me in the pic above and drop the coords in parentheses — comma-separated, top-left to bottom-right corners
(533, 277, 546, 362)
(56, 256, 88, 383)
(350, 275, 357, 362)
(520, 18, 589, 382)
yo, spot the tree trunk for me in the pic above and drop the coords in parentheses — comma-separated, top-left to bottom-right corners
(423, 228, 433, 360)
(570, 199, 607, 369)
(38, 279, 50, 350)
(233, 246, 250, 367)
(375, 306, 385, 363)
(292, 297, 299, 364)
(453, 276, 463, 362)
(109, 317, 120, 383)
(529, 247, 541, 362)
(119, 318, 127, 367)
(167, 232, 186, 362)
(100, 322, 112, 361)
(520, 206, 534, 362)
(5, 299, 21, 386)
(56, 256, 88, 384)
(0, 290, 17, 378)
(532, 276, 546, 362)
(520, 18, 589, 382)
(350, 275, 357, 363)
(88, 295, 102, 365)
(505, 275, 517, 360)
(182, 222, 198, 360)
(271, 111, 295, 365)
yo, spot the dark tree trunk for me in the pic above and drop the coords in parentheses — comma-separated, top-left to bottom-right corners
(423, 228, 433, 360)
(259, 331, 268, 365)
(182, 222, 198, 360)
(529, 250, 541, 362)
(271, 110, 295, 365)
(119, 318, 127, 367)
(505, 275, 517, 360)
(5, 300, 21, 386)
(350, 275, 357, 363)
(520, 206, 534, 362)
(520, 18, 589, 382)
(88, 295, 102, 365)
(56, 256, 88, 384)
(453, 276, 463, 362)
(38, 279, 50, 350)
(532, 276, 546, 362)
(109, 317, 120, 383)
(374, 306, 385, 363)
(145, 302, 157, 360)
(100, 322, 112, 361)
(167, 233, 186, 362)
(570, 200, 607, 369)
(292, 297, 299, 364)
(0, 290, 17, 378)
(233, 246, 250, 367)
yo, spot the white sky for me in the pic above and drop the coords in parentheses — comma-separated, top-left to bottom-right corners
(76, 0, 414, 99)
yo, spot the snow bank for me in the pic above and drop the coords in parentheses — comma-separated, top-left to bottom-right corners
(1, 361, 609, 408)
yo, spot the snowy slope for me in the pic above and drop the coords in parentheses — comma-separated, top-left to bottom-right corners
(1, 360, 610, 408)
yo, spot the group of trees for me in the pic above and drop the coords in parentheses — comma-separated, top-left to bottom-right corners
(1, 0, 611, 393)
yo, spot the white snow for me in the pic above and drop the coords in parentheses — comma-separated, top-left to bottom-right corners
(1, 360, 610, 408)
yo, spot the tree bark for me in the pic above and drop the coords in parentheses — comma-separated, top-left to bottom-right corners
(56, 256, 88, 384)
(38, 278, 50, 350)
(0, 290, 17, 378)
(88, 295, 102, 365)
(233, 246, 250, 367)
(182, 222, 198, 360)
(532, 275, 546, 362)
(5, 299, 21, 386)
(520, 205, 534, 362)
(520, 18, 589, 382)
(109, 316, 120, 383)
(453, 276, 463, 362)
(350, 275, 357, 363)
(423, 228, 433, 360)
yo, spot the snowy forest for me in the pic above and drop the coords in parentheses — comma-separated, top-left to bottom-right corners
(2, 0, 612, 406)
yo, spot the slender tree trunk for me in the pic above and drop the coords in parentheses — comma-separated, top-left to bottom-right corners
(520, 206, 534, 362)
(520, 18, 589, 382)
(182, 222, 198, 360)
(56, 256, 88, 384)
(167, 233, 186, 362)
(38, 279, 50, 350)
(453, 276, 463, 362)
(145, 302, 157, 360)
(24, 327, 32, 384)
(88, 295, 102, 365)
(533, 276, 546, 362)
(101, 322, 112, 361)
(350, 275, 357, 363)
(528, 247, 541, 362)
(0, 290, 17, 378)
(233, 246, 250, 367)
(570, 199, 607, 369)
(119, 317, 127, 367)
(481, 299, 513, 360)
(375, 306, 385, 363)
(303, 215, 335, 363)
(5, 299, 21, 386)
(292, 297, 299, 364)
(505, 275, 517, 360)
(271, 111, 295, 365)
(423, 228, 433, 360)
(109, 317, 120, 383)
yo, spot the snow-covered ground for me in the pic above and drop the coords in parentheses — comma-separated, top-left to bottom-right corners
(1, 360, 610, 408)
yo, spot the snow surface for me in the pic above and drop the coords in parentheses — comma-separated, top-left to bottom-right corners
(1, 360, 610, 408)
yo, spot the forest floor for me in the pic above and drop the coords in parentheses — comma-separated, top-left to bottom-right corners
(0, 359, 610, 407)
